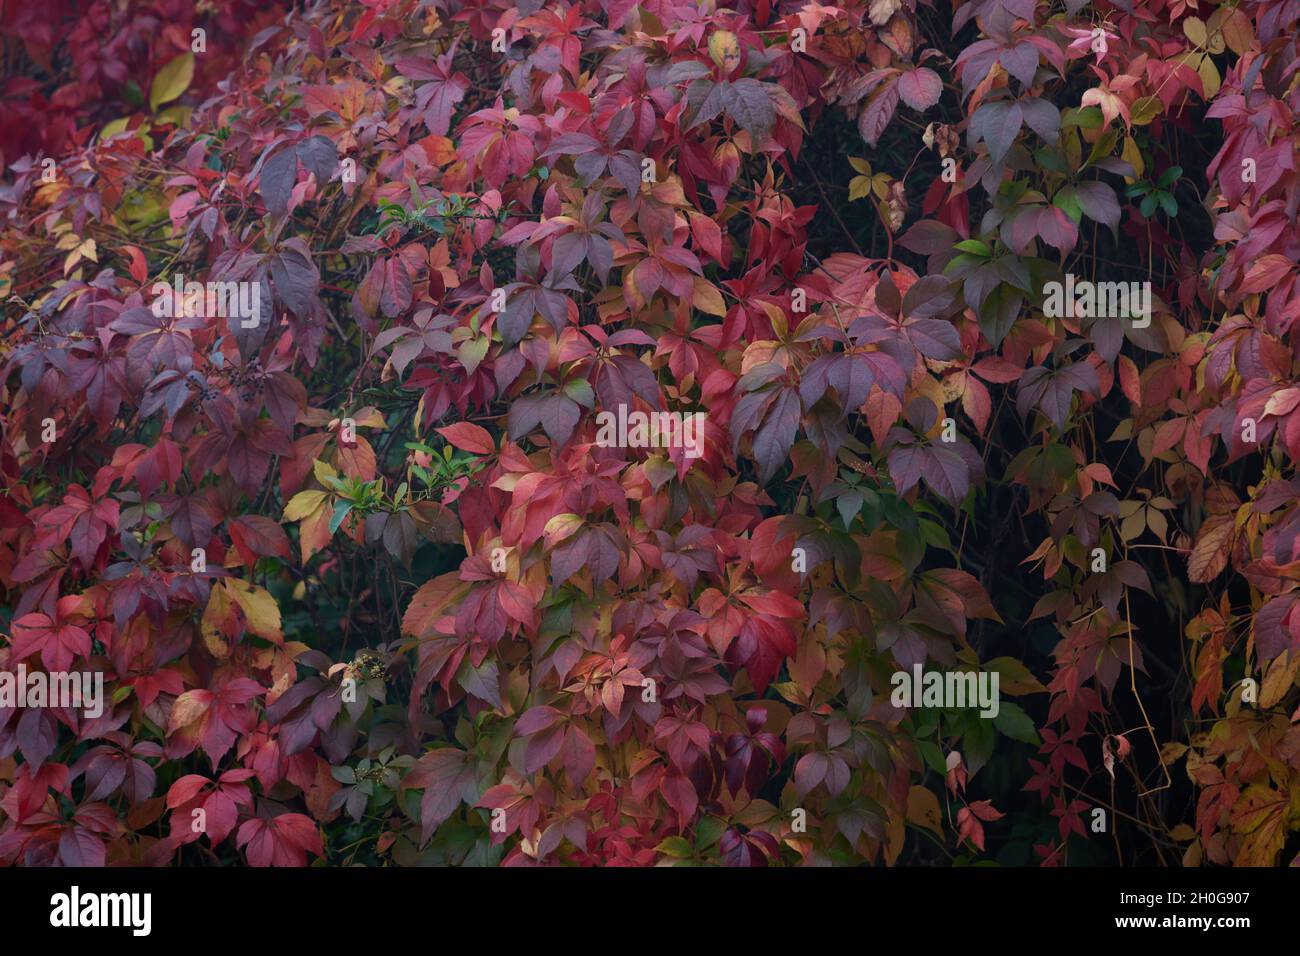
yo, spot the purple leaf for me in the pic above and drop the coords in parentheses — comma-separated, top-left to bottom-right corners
(259, 146, 297, 219)
(1075, 181, 1121, 231)
(973, 100, 1022, 164)
(752, 388, 801, 482)
(859, 79, 900, 147)
(898, 68, 943, 110)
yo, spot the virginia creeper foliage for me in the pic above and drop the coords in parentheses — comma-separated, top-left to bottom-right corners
(1, 0, 1299, 867)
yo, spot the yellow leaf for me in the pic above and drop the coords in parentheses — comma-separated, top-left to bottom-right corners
(225, 578, 283, 643)
(1120, 505, 1146, 542)
(1260, 650, 1300, 709)
(150, 53, 194, 112)
(692, 276, 726, 316)
(1121, 135, 1144, 184)
(884, 804, 906, 864)
(1197, 54, 1221, 99)
(458, 335, 489, 375)
(1202, 9, 1228, 54)
(848, 176, 873, 201)
(168, 690, 209, 731)
(985, 656, 1047, 695)
(848, 157, 873, 176)
(155, 105, 193, 128)
(312, 458, 338, 485)
(284, 489, 328, 521)
(1161, 741, 1188, 763)
(907, 785, 943, 835)
(869, 0, 901, 26)
(762, 301, 787, 339)
(1147, 506, 1168, 543)
(1188, 515, 1232, 583)
(1231, 786, 1287, 866)
(1182, 16, 1208, 49)
(200, 581, 235, 659)
(299, 507, 334, 563)
(707, 30, 741, 73)
(350, 406, 387, 429)
(543, 512, 585, 545)
(100, 117, 131, 139)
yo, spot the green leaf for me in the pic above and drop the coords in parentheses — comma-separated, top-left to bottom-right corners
(694, 815, 725, 850)
(122, 79, 144, 108)
(655, 836, 694, 858)
(943, 253, 988, 276)
(917, 739, 947, 774)
(1130, 96, 1162, 126)
(1052, 185, 1083, 223)
(1033, 148, 1069, 175)
(1085, 128, 1118, 169)
(953, 239, 991, 257)
(976, 283, 1022, 348)
(919, 518, 953, 553)
(993, 701, 1041, 744)
(563, 377, 596, 408)
(329, 499, 353, 534)
(458, 336, 490, 375)
(1062, 106, 1103, 129)
(149, 53, 195, 112)
(963, 718, 996, 776)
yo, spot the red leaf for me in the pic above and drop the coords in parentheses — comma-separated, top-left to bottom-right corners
(435, 422, 496, 455)
(236, 813, 322, 867)
(230, 515, 292, 568)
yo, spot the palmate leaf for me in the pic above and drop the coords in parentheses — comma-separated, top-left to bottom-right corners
(405, 749, 480, 843)
(751, 388, 801, 483)
(1016, 361, 1100, 430)
(799, 350, 905, 412)
(723, 79, 777, 141)
(886, 440, 982, 506)
(8, 0, 1290, 874)
(687, 77, 783, 142)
